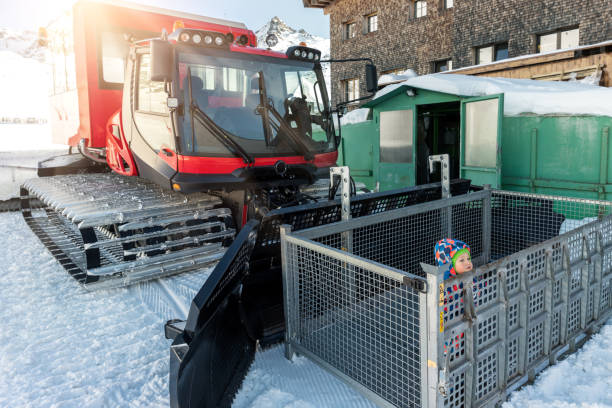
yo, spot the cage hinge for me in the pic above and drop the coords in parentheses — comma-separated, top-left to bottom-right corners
(403, 276, 428, 293)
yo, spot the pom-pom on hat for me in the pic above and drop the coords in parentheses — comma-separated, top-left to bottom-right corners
(435, 238, 471, 279)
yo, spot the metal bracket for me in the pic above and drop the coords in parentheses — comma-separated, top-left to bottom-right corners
(329, 166, 352, 222)
(428, 154, 451, 199)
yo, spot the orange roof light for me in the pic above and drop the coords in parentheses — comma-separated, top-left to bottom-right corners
(299, 41, 307, 46)
(173, 21, 185, 32)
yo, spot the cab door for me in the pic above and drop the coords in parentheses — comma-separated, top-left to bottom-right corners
(459, 94, 504, 188)
(377, 109, 415, 191)
(129, 50, 178, 189)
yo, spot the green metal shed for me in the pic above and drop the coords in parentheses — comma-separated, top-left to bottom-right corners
(338, 74, 612, 200)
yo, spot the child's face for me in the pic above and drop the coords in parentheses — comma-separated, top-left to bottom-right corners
(454, 252, 473, 274)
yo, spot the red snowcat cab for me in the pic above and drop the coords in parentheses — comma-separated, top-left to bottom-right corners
(24, 0, 342, 290)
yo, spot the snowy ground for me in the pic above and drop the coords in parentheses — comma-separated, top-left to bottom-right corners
(1, 211, 612, 408)
(0, 124, 67, 199)
(1, 126, 611, 407)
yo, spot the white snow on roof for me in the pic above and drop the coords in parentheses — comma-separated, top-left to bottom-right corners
(340, 107, 370, 125)
(449, 40, 612, 74)
(378, 69, 417, 86)
(371, 74, 612, 117)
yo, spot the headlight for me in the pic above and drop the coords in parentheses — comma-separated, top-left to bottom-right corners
(215, 36, 223, 46)
(179, 32, 190, 42)
(294, 49, 301, 57)
(204, 35, 213, 45)
(192, 34, 202, 44)
(301, 50, 307, 58)
(308, 52, 314, 60)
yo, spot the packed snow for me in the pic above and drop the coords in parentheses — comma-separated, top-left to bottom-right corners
(340, 107, 371, 125)
(1, 207, 611, 408)
(371, 74, 612, 117)
(0, 124, 67, 199)
(377, 68, 417, 86)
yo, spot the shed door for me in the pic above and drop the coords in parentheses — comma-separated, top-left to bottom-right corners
(378, 109, 415, 191)
(460, 94, 504, 188)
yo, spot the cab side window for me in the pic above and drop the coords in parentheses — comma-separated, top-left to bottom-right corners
(137, 54, 168, 114)
(133, 53, 174, 152)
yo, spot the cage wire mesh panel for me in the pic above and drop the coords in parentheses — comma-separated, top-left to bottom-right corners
(283, 188, 612, 408)
(284, 238, 423, 407)
(308, 191, 488, 279)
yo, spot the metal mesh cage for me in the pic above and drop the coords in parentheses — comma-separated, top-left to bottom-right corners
(282, 188, 612, 408)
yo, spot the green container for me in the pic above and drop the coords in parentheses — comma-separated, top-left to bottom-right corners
(339, 84, 612, 202)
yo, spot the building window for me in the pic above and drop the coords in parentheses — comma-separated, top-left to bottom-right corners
(344, 21, 357, 39)
(445, 0, 453, 8)
(381, 68, 406, 75)
(343, 78, 359, 101)
(476, 42, 509, 65)
(415, 1, 427, 18)
(538, 28, 579, 53)
(434, 59, 453, 72)
(366, 14, 378, 33)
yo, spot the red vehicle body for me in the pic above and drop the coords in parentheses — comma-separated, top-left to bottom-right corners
(46, 0, 337, 204)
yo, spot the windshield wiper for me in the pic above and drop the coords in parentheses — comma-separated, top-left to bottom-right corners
(256, 71, 314, 161)
(187, 69, 254, 165)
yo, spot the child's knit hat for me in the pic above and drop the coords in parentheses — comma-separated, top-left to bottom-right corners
(435, 238, 471, 279)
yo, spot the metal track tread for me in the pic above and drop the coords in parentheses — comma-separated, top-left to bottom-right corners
(20, 173, 234, 290)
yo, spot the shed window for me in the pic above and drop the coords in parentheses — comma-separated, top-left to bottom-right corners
(464, 99, 498, 168)
(380, 110, 413, 163)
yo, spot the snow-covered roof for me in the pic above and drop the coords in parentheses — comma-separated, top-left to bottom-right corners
(340, 108, 370, 125)
(378, 69, 417, 86)
(366, 74, 612, 117)
(448, 40, 612, 74)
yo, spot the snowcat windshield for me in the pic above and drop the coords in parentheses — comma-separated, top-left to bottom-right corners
(176, 48, 335, 157)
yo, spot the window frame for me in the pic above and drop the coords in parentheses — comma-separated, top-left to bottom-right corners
(537, 27, 580, 53)
(415, 0, 427, 18)
(475, 42, 509, 65)
(445, 0, 453, 8)
(343, 77, 359, 102)
(366, 13, 378, 33)
(135, 52, 169, 116)
(433, 59, 453, 73)
(343, 21, 357, 40)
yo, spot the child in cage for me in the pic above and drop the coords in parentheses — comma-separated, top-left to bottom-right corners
(435, 238, 475, 356)
(434, 238, 473, 280)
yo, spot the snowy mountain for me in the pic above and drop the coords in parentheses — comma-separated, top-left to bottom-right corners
(0, 27, 45, 61)
(255, 16, 331, 94)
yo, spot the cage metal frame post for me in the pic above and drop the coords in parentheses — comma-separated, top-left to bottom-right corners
(329, 166, 353, 252)
(422, 263, 447, 408)
(429, 154, 452, 237)
(281, 224, 295, 360)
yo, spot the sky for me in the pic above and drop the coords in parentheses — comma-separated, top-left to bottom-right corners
(0, 0, 330, 37)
